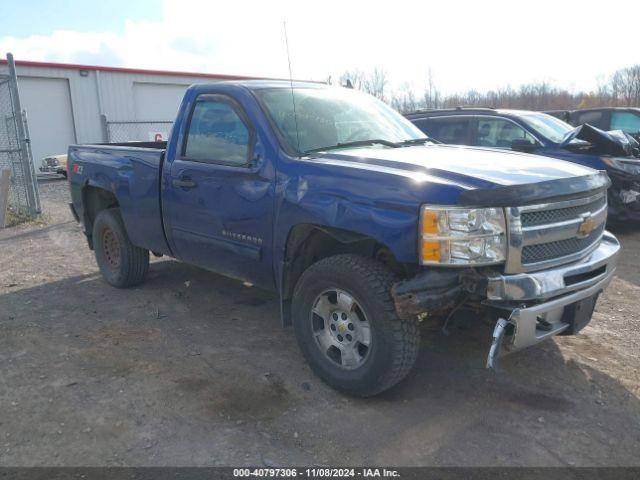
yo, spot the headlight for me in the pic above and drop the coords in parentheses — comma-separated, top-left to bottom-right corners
(44, 157, 60, 167)
(420, 206, 507, 265)
(602, 157, 640, 176)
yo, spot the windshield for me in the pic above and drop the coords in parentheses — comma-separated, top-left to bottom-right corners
(255, 86, 424, 154)
(611, 111, 640, 134)
(519, 112, 574, 143)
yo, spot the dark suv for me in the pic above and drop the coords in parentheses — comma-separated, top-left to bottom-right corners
(406, 107, 640, 223)
(546, 108, 640, 142)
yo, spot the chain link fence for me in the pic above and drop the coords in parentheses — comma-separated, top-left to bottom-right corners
(102, 116, 173, 143)
(0, 54, 41, 225)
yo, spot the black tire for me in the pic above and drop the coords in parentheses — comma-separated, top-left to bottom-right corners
(92, 208, 149, 288)
(292, 254, 420, 397)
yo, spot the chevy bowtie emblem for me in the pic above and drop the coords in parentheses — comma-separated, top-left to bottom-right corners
(577, 215, 595, 238)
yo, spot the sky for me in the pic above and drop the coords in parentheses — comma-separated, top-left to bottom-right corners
(1, 0, 639, 97)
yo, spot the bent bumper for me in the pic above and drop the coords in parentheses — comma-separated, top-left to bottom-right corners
(498, 272, 610, 352)
(486, 232, 620, 353)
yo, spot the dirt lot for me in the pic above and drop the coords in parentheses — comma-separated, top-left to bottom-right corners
(1, 178, 640, 467)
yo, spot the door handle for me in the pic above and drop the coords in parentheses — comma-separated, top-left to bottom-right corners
(172, 177, 197, 189)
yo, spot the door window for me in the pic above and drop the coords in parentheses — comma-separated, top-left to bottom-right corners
(474, 118, 535, 148)
(574, 111, 606, 129)
(184, 96, 251, 165)
(422, 118, 470, 145)
(610, 111, 640, 134)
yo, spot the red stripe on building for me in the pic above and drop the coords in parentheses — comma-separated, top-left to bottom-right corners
(0, 59, 314, 83)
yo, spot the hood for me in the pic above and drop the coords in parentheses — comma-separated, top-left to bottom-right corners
(559, 123, 640, 158)
(310, 144, 609, 206)
(317, 143, 596, 189)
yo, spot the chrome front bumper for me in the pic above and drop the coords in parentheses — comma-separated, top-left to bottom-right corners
(485, 232, 620, 355)
(486, 232, 620, 303)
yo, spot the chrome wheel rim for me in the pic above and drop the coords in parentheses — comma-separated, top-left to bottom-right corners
(310, 289, 371, 370)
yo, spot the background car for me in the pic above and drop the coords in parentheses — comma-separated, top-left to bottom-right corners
(39, 153, 68, 177)
(546, 108, 640, 142)
(406, 107, 640, 223)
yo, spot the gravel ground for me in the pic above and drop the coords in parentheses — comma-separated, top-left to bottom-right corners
(0, 178, 639, 467)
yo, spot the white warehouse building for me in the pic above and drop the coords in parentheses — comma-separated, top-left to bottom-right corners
(0, 59, 261, 171)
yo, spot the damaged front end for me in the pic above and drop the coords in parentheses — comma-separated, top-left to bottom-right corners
(390, 269, 471, 320)
(390, 170, 620, 370)
(391, 229, 621, 370)
(560, 123, 640, 158)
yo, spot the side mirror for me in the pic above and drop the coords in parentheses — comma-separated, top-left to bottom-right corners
(511, 138, 537, 153)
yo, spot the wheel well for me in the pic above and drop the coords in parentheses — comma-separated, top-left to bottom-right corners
(281, 225, 403, 309)
(82, 186, 119, 249)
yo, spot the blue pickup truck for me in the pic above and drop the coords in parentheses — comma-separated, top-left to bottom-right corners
(68, 81, 620, 396)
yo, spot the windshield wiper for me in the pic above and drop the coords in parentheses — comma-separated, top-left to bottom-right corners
(304, 139, 400, 154)
(397, 137, 434, 146)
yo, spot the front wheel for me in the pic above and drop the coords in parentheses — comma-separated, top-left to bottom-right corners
(292, 254, 420, 397)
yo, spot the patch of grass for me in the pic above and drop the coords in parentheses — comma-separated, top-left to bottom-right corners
(4, 209, 26, 227)
(3, 209, 50, 228)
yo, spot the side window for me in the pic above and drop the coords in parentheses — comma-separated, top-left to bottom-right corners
(574, 111, 606, 129)
(610, 112, 640, 134)
(474, 118, 535, 148)
(411, 118, 432, 135)
(184, 96, 251, 165)
(424, 118, 470, 145)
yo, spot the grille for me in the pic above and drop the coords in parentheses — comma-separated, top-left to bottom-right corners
(506, 189, 608, 273)
(522, 223, 605, 264)
(521, 195, 607, 227)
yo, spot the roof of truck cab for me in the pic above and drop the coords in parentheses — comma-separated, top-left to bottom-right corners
(217, 79, 328, 90)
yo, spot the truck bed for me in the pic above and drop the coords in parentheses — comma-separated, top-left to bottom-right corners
(68, 142, 171, 255)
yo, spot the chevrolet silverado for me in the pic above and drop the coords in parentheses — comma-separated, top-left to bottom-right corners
(68, 81, 620, 396)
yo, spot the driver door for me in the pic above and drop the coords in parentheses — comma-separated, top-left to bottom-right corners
(164, 93, 275, 289)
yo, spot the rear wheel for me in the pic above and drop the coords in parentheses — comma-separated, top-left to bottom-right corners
(92, 208, 149, 288)
(292, 254, 420, 397)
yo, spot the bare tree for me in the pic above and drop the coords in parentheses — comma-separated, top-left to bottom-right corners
(339, 69, 367, 90)
(363, 68, 388, 101)
(390, 83, 418, 113)
(337, 67, 388, 101)
(611, 65, 640, 107)
(334, 63, 640, 112)
(422, 68, 440, 109)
